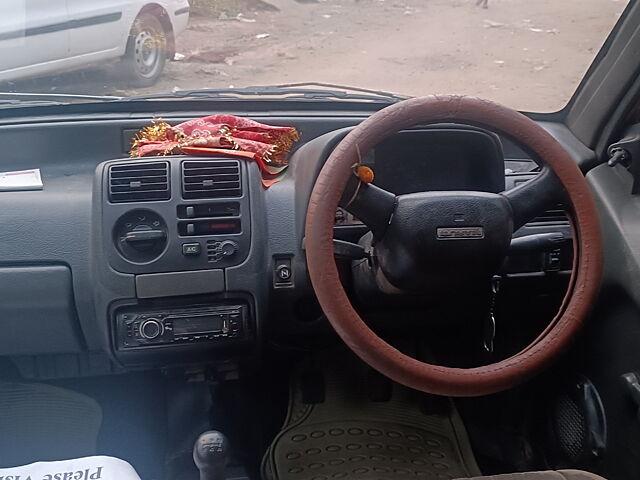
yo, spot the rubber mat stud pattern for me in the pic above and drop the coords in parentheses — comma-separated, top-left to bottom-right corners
(263, 351, 481, 480)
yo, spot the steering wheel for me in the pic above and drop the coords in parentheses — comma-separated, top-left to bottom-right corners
(305, 96, 603, 397)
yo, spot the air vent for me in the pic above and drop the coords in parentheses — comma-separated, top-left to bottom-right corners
(529, 206, 569, 225)
(182, 160, 241, 199)
(109, 161, 170, 203)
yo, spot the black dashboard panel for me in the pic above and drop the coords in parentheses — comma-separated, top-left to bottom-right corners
(0, 102, 592, 376)
(101, 157, 251, 275)
(93, 153, 265, 366)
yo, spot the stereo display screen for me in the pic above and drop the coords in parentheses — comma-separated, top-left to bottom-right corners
(173, 315, 224, 335)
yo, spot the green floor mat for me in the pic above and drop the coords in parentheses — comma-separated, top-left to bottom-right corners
(263, 351, 480, 480)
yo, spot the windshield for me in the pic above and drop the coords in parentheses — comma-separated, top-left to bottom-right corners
(0, 0, 629, 112)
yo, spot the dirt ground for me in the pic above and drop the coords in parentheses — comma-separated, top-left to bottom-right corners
(151, 0, 628, 112)
(6, 0, 629, 112)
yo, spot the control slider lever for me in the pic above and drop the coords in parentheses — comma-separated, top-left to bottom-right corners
(302, 237, 368, 260)
(122, 229, 166, 243)
(332, 239, 368, 260)
(509, 232, 566, 253)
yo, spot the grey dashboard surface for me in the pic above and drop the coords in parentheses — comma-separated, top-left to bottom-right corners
(588, 161, 640, 304)
(0, 104, 594, 368)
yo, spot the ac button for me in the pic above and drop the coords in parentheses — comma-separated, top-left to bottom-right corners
(182, 243, 201, 256)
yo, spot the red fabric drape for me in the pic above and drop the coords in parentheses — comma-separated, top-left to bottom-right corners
(130, 115, 300, 186)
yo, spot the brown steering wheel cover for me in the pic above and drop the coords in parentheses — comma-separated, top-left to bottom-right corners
(305, 96, 603, 397)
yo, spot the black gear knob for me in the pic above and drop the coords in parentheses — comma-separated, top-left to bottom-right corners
(193, 431, 229, 480)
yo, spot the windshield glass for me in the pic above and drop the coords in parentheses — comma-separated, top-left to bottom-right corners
(0, 0, 629, 112)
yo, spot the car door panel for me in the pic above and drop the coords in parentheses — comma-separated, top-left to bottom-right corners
(66, 0, 131, 57)
(0, 0, 68, 75)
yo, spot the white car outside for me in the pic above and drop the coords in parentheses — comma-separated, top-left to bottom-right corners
(0, 0, 190, 87)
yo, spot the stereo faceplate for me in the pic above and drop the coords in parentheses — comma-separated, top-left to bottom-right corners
(116, 304, 249, 350)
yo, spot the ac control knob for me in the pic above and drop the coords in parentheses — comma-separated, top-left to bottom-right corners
(140, 318, 163, 340)
(220, 240, 239, 258)
(114, 210, 168, 263)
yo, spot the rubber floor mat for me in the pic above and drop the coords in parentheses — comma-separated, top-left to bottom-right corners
(0, 382, 102, 467)
(263, 351, 480, 480)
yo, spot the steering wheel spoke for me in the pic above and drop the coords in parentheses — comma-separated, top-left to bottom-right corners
(339, 176, 396, 239)
(502, 166, 565, 230)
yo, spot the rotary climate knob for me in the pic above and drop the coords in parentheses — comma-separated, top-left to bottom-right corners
(220, 240, 238, 258)
(115, 210, 168, 263)
(140, 318, 163, 340)
(207, 240, 239, 263)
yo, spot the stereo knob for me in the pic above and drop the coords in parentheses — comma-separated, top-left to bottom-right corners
(140, 318, 163, 340)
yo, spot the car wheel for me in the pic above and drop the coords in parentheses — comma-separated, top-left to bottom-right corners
(120, 13, 167, 87)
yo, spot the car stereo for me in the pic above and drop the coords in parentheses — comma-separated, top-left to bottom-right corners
(115, 304, 249, 350)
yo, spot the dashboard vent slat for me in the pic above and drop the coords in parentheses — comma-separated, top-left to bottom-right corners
(108, 161, 170, 203)
(528, 207, 569, 225)
(182, 160, 242, 199)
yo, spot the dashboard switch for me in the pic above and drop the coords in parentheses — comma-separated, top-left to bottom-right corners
(182, 243, 201, 256)
(206, 240, 238, 262)
(545, 249, 562, 272)
(274, 258, 293, 287)
(277, 265, 291, 281)
(220, 240, 238, 257)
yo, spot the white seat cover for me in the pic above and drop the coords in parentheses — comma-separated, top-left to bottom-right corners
(0, 456, 141, 480)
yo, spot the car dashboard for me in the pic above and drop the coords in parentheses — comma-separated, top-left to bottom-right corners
(0, 102, 585, 376)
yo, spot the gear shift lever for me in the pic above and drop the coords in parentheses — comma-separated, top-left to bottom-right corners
(193, 431, 229, 480)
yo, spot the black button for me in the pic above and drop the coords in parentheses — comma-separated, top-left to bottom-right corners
(274, 258, 293, 285)
(277, 264, 291, 281)
(545, 249, 562, 271)
(182, 243, 201, 256)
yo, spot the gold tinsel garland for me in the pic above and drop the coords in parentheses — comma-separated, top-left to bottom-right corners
(130, 117, 300, 167)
